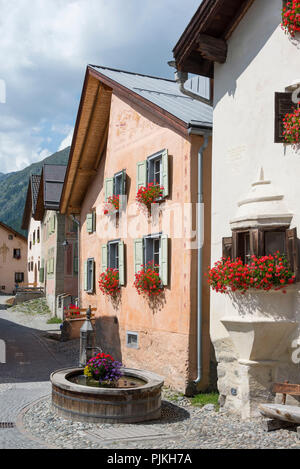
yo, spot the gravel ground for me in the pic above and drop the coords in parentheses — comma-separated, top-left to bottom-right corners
(22, 393, 300, 449)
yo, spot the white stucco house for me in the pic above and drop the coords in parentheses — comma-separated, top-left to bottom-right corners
(174, 0, 300, 418)
(22, 174, 42, 286)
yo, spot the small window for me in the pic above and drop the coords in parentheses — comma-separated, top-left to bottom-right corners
(108, 240, 119, 270)
(8, 235, 13, 241)
(13, 249, 21, 259)
(264, 231, 285, 255)
(28, 263, 31, 272)
(114, 171, 125, 196)
(144, 234, 161, 267)
(29, 241, 32, 250)
(37, 229, 40, 243)
(148, 153, 162, 186)
(85, 258, 95, 293)
(236, 232, 251, 265)
(1, 286, 5, 290)
(126, 332, 139, 349)
(274, 92, 295, 143)
(33, 231, 36, 245)
(15, 273, 24, 283)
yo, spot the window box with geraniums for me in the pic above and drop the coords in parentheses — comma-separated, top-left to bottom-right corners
(207, 253, 295, 294)
(281, 0, 300, 37)
(104, 195, 120, 215)
(84, 352, 123, 387)
(98, 268, 120, 297)
(136, 183, 164, 211)
(134, 261, 164, 297)
(283, 105, 300, 144)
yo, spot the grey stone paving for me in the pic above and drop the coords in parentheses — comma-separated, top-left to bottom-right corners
(0, 297, 79, 449)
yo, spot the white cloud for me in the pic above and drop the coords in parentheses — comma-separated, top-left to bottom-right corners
(0, 0, 200, 173)
(58, 128, 74, 151)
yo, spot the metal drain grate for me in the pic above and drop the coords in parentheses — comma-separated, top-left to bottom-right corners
(0, 422, 15, 429)
(83, 425, 176, 444)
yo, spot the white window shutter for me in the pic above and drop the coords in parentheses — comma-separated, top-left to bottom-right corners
(136, 161, 147, 194)
(84, 260, 88, 291)
(101, 244, 108, 273)
(118, 241, 125, 286)
(160, 235, 168, 286)
(162, 149, 169, 197)
(134, 239, 144, 274)
(105, 178, 114, 202)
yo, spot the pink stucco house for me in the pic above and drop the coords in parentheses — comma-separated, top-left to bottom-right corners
(60, 65, 213, 393)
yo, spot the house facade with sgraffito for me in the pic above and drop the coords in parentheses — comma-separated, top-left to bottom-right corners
(22, 174, 42, 287)
(174, 0, 300, 417)
(60, 64, 214, 393)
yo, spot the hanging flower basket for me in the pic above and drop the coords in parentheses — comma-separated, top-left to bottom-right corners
(98, 268, 120, 297)
(281, 0, 300, 37)
(84, 352, 123, 387)
(207, 253, 295, 294)
(104, 195, 120, 215)
(134, 262, 164, 297)
(136, 183, 164, 211)
(283, 106, 300, 144)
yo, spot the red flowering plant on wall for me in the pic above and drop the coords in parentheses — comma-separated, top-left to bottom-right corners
(98, 268, 120, 297)
(207, 253, 295, 294)
(64, 304, 80, 318)
(283, 105, 300, 144)
(134, 261, 164, 297)
(136, 183, 164, 211)
(281, 0, 300, 37)
(104, 195, 120, 215)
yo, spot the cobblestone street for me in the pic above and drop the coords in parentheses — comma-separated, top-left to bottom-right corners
(0, 297, 79, 448)
(0, 297, 299, 450)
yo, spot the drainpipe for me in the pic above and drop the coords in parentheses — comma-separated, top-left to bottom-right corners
(188, 127, 211, 386)
(71, 214, 81, 308)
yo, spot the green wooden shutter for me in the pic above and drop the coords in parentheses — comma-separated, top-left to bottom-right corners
(84, 261, 88, 291)
(134, 239, 144, 274)
(160, 235, 168, 286)
(162, 149, 169, 197)
(118, 241, 125, 286)
(93, 211, 97, 232)
(136, 161, 147, 194)
(121, 170, 127, 195)
(105, 178, 114, 202)
(86, 213, 93, 233)
(101, 244, 108, 273)
(39, 259, 44, 283)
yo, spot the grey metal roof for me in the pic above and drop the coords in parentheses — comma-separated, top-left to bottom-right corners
(90, 65, 212, 129)
(43, 164, 67, 209)
(31, 174, 41, 214)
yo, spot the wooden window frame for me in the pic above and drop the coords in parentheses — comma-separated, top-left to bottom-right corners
(223, 226, 299, 279)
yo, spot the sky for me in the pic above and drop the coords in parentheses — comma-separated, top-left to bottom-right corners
(0, 0, 201, 174)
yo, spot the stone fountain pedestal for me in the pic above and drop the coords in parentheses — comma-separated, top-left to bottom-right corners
(220, 316, 297, 418)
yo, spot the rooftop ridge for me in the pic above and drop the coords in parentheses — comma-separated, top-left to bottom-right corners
(89, 64, 175, 83)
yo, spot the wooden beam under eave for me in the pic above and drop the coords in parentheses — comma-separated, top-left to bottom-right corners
(196, 34, 227, 63)
(179, 53, 214, 79)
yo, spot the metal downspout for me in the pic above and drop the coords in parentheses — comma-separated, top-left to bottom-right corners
(188, 129, 210, 385)
(71, 214, 81, 308)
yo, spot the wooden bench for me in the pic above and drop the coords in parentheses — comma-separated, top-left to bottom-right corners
(259, 381, 300, 433)
(273, 381, 300, 405)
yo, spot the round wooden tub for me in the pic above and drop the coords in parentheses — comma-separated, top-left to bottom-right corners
(50, 368, 164, 424)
